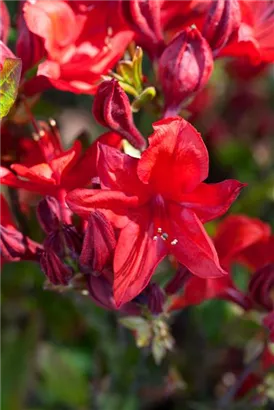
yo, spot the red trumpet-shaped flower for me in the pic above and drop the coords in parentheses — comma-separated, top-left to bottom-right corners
(67, 117, 244, 306)
(221, 0, 274, 64)
(23, 0, 133, 94)
(0, 121, 121, 198)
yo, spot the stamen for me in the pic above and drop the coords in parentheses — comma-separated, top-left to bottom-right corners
(171, 239, 178, 246)
(161, 233, 169, 241)
(153, 236, 158, 241)
(157, 227, 162, 233)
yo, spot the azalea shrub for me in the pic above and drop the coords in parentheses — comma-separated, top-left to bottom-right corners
(1, 1, 274, 409)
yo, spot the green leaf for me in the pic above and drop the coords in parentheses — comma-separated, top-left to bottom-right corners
(0, 58, 22, 118)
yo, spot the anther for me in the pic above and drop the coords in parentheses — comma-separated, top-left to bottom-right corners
(171, 239, 178, 245)
(32, 132, 40, 141)
(161, 233, 169, 241)
(157, 228, 162, 233)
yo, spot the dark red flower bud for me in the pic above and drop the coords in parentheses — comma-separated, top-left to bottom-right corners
(202, 0, 241, 53)
(37, 196, 61, 234)
(158, 27, 213, 116)
(119, 0, 165, 57)
(87, 273, 116, 310)
(248, 264, 274, 311)
(40, 249, 72, 285)
(165, 265, 191, 295)
(145, 283, 165, 314)
(0, 226, 27, 261)
(263, 311, 274, 343)
(44, 225, 82, 260)
(92, 79, 146, 150)
(87, 272, 140, 314)
(79, 211, 116, 274)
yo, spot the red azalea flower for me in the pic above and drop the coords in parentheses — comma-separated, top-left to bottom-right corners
(170, 215, 271, 309)
(66, 116, 244, 306)
(221, 0, 274, 64)
(23, 0, 134, 94)
(0, 121, 121, 198)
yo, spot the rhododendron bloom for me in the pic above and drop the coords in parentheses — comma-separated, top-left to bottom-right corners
(0, 124, 121, 197)
(23, 0, 133, 93)
(67, 117, 244, 306)
(221, 0, 274, 64)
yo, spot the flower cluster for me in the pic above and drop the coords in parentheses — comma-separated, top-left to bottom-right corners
(1, 0, 274, 402)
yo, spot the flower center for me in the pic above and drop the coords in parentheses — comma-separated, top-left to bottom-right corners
(152, 195, 178, 246)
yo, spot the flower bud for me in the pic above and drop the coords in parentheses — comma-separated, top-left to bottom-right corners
(87, 272, 140, 314)
(79, 211, 116, 274)
(158, 27, 213, 116)
(44, 225, 82, 260)
(263, 311, 274, 343)
(37, 196, 61, 234)
(92, 79, 146, 150)
(145, 283, 165, 315)
(87, 273, 116, 310)
(119, 0, 165, 58)
(0, 225, 27, 261)
(202, 0, 241, 53)
(40, 249, 72, 285)
(248, 264, 274, 311)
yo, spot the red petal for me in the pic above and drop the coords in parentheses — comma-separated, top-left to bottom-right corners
(171, 275, 232, 309)
(97, 143, 148, 200)
(50, 141, 82, 184)
(214, 215, 271, 268)
(66, 189, 140, 228)
(239, 236, 274, 271)
(0, 0, 10, 44)
(0, 166, 55, 195)
(180, 180, 246, 223)
(23, 0, 82, 56)
(113, 211, 166, 306)
(11, 163, 55, 184)
(137, 117, 209, 200)
(168, 206, 226, 278)
(0, 194, 15, 228)
(64, 132, 122, 190)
